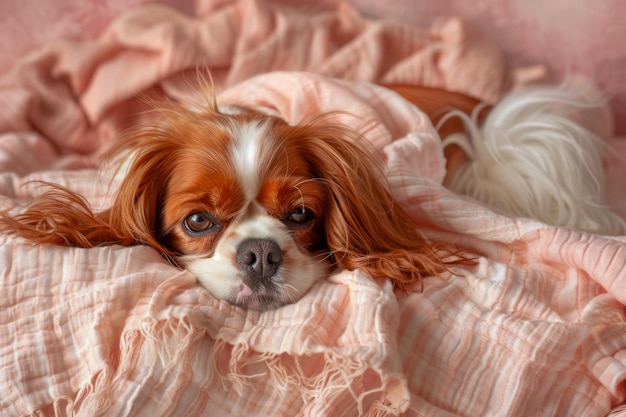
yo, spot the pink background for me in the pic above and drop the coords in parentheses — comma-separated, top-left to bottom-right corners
(2, 0, 625, 132)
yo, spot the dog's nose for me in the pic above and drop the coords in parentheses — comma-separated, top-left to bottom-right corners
(236, 238, 283, 280)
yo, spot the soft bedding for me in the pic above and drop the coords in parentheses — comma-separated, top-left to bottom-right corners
(1, 1, 626, 416)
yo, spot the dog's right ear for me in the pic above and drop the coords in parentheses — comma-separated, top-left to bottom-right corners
(0, 80, 230, 252)
(0, 126, 177, 253)
(0, 100, 198, 254)
(0, 181, 133, 248)
(97, 129, 178, 253)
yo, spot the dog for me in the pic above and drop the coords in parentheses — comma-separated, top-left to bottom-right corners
(0, 82, 481, 310)
(1, 78, 619, 310)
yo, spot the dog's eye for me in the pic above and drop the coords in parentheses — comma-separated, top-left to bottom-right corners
(287, 207, 311, 225)
(183, 211, 217, 234)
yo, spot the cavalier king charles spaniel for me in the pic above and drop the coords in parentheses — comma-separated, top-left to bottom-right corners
(0, 79, 612, 310)
(10, 79, 613, 311)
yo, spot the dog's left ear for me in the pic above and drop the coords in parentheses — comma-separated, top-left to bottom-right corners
(294, 116, 453, 291)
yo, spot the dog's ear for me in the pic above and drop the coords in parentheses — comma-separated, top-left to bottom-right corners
(0, 181, 135, 248)
(99, 92, 230, 254)
(97, 132, 177, 254)
(0, 127, 175, 254)
(293, 116, 452, 291)
(0, 91, 231, 254)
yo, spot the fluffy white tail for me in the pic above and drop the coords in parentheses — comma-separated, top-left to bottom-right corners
(442, 84, 626, 235)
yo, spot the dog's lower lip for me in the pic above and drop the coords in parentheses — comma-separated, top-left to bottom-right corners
(240, 283, 253, 297)
(233, 287, 283, 311)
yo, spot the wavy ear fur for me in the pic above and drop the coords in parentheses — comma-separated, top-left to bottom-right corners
(0, 183, 135, 248)
(292, 115, 459, 291)
(0, 99, 220, 257)
(0, 135, 175, 255)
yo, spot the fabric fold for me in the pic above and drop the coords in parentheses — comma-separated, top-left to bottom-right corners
(1, 1, 625, 416)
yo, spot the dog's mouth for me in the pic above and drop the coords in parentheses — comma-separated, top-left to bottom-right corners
(229, 282, 287, 311)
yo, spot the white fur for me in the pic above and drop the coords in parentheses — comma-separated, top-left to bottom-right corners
(231, 120, 273, 200)
(181, 213, 326, 310)
(441, 84, 626, 235)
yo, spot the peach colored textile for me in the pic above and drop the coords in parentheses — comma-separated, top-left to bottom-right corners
(4, 0, 626, 136)
(1, 2, 626, 416)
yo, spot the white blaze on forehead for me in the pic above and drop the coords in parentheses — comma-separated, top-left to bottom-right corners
(230, 120, 275, 201)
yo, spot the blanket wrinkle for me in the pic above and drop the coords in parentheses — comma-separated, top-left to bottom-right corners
(427, 18, 509, 102)
(399, 274, 623, 416)
(518, 228, 626, 305)
(0, 59, 94, 156)
(609, 405, 626, 417)
(124, 310, 408, 415)
(3, 0, 524, 166)
(1, 1, 626, 416)
(113, 268, 411, 415)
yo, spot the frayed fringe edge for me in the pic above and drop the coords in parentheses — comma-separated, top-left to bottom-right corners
(25, 316, 410, 417)
(216, 341, 409, 415)
(213, 341, 385, 414)
(141, 316, 410, 416)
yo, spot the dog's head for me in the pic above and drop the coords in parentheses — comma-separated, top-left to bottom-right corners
(98, 96, 450, 310)
(1, 94, 450, 311)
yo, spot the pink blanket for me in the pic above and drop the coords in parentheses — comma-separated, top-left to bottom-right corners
(1, 1, 626, 416)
